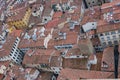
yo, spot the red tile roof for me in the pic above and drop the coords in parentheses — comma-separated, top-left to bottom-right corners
(10, 30, 23, 37)
(37, 72, 53, 80)
(81, 6, 100, 25)
(101, 47, 117, 71)
(63, 58, 88, 69)
(78, 39, 94, 55)
(49, 30, 78, 47)
(97, 1, 120, 33)
(7, 7, 29, 22)
(23, 49, 62, 67)
(53, 12, 63, 19)
(45, 18, 60, 28)
(97, 19, 120, 33)
(57, 68, 114, 79)
(101, 0, 120, 10)
(0, 33, 17, 57)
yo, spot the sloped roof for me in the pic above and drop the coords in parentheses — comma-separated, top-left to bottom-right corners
(57, 68, 114, 79)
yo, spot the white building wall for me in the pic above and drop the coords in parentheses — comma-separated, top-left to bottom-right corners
(98, 30, 120, 47)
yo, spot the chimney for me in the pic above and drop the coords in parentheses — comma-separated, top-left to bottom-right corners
(114, 45, 119, 78)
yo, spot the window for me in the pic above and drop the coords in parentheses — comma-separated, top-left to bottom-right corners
(13, 46, 15, 49)
(113, 35, 116, 39)
(107, 36, 110, 40)
(118, 30, 120, 33)
(44, 18, 47, 21)
(88, 2, 90, 5)
(14, 43, 16, 46)
(13, 57, 15, 59)
(111, 31, 116, 35)
(119, 35, 120, 38)
(17, 57, 20, 60)
(14, 54, 16, 57)
(108, 41, 112, 46)
(101, 37, 104, 41)
(16, 60, 18, 62)
(54, 44, 73, 50)
(102, 42, 106, 47)
(15, 52, 18, 54)
(100, 34, 103, 36)
(114, 40, 118, 45)
(102, 61, 108, 68)
(105, 32, 109, 35)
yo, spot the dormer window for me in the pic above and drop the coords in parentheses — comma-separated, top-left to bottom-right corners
(102, 61, 108, 68)
(34, 11, 36, 13)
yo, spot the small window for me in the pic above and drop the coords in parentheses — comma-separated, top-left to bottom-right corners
(101, 37, 104, 41)
(118, 30, 120, 33)
(14, 54, 16, 57)
(77, 56, 79, 58)
(114, 40, 118, 45)
(33, 11, 36, 13)
(15, 41, 17, 44)
(13, 57, 15, 59)
(102, 61, 108, 68)
(13, 46, 15, 49)
(14, 43, 16, 46)
(107, 36, 110, 40)
(111, 31, 116, 35)
(12, 48, 14, 51)
(100, 33, 103, 36)
(113, 35, 116, 39)
(105, 32, 109, 35)
(108, 41, 112, 46)
(102, 42, 106, 46)
(44, 18, 47, 21)
(16, 60, 18, 62)
(17, 57, 20, 60)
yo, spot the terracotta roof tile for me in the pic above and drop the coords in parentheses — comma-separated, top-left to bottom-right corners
(101, 0, 120, 10)
(81, 6, 100, 25)
(23, 49, 62, 67)
(7, 7, 29, 22)
(0, 33, 17, 57)
(63, 58, 88, 69)
(45, 18, 60, 28)
(101, 47, 118, 71)
(57, 68, 114, 79)
(78, 39, 94, 55)
(97, 1, 120, 33)
(53, 12, 63, 19)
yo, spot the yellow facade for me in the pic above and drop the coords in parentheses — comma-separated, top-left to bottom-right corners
(8, 8, 31, 30)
